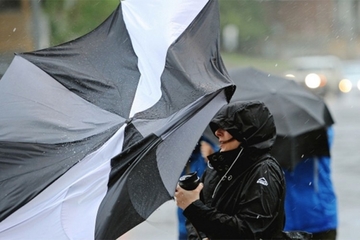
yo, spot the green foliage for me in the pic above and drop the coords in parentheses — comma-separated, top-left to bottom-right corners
(42, 0, 269, 55)
(219, 0, 270, 54)
(42, 0, 119, 46)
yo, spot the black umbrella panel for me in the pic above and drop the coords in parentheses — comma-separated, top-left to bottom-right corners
(229, 67, 334, 170)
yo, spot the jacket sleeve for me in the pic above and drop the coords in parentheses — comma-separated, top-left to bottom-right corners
(184, 171, 210, 240)
(183, 200, 251, 238)
(185, 217, 207, 240)
(183, 160, 285, 239)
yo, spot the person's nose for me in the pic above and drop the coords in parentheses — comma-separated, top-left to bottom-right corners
(215, 128, 223, 137)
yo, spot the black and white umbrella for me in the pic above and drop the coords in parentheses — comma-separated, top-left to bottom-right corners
(0, 1, 234, 239)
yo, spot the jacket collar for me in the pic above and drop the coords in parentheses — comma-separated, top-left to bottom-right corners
(208, 147, 243, 174)
(208, 147, 269, 175)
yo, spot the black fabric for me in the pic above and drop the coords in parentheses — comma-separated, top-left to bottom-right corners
(209, 101, 276, 149)
(282, 231, 313, 239)
(207, 147, 243, 173)
(19, 5, 139, 118)
(0, 125, 120, 222)
(96, 132, 169, 239)
(272, 128, 330, 170)
(184, 153, 285, 239)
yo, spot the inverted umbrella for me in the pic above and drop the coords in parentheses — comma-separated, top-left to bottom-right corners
(0, 0, 234, 239)
(228, 67, 334, 170)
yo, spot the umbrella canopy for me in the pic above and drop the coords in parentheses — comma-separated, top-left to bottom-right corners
(0, 0, 234, 239)
(228, 67, 334, 170)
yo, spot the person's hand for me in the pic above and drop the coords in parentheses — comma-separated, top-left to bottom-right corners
(175, 183, 203, 210)
(200, 141, 215, 162)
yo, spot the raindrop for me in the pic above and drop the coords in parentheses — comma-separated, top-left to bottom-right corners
(256, 215, 260, 219)
(308, 182, 312, 186)
(13, 28, 16, 32)
(275, 63, 278, 67)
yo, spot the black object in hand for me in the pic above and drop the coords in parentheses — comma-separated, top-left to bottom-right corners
(178, 172, 200, 190)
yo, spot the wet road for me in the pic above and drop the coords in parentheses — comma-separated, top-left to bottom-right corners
(120, 91, 360, 240)
(327, 91, 360, 240)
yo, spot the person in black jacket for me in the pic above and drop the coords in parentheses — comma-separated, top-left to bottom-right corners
(175, 101, 286, 239)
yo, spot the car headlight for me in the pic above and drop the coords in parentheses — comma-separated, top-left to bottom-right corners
(339, 79, 352, 93)
(305, 73, 322, 89)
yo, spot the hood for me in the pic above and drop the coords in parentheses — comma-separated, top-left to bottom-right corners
(209, 101, 276, 150)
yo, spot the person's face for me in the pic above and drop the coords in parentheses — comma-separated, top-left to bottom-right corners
(215, 128, 241, 152)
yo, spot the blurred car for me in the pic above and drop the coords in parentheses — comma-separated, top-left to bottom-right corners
(283, 55, 345, 97)
(339, 61, 360, 94)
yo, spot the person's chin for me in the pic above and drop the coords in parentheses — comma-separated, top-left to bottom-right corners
(220, 146, 229, 152)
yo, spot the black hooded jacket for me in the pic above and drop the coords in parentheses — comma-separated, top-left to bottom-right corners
(183, 101, 286, 239)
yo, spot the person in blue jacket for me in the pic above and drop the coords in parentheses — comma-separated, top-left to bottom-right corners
(177, 135, 218, 240)
(283, 127, 338, 239)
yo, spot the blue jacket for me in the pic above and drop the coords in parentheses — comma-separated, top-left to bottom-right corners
(283, 127, 338, 233)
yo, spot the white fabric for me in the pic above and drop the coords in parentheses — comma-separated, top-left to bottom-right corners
(123, 0, 209, 117)
(0, 125, 125, 239)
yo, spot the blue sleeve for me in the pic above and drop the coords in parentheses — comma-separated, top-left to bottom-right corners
(200, 135, 219, 152)
(327, 127, 334, 148)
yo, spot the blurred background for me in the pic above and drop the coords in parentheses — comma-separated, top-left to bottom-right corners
(0, 0, 359, 239)
(2, 0, 360, 96)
